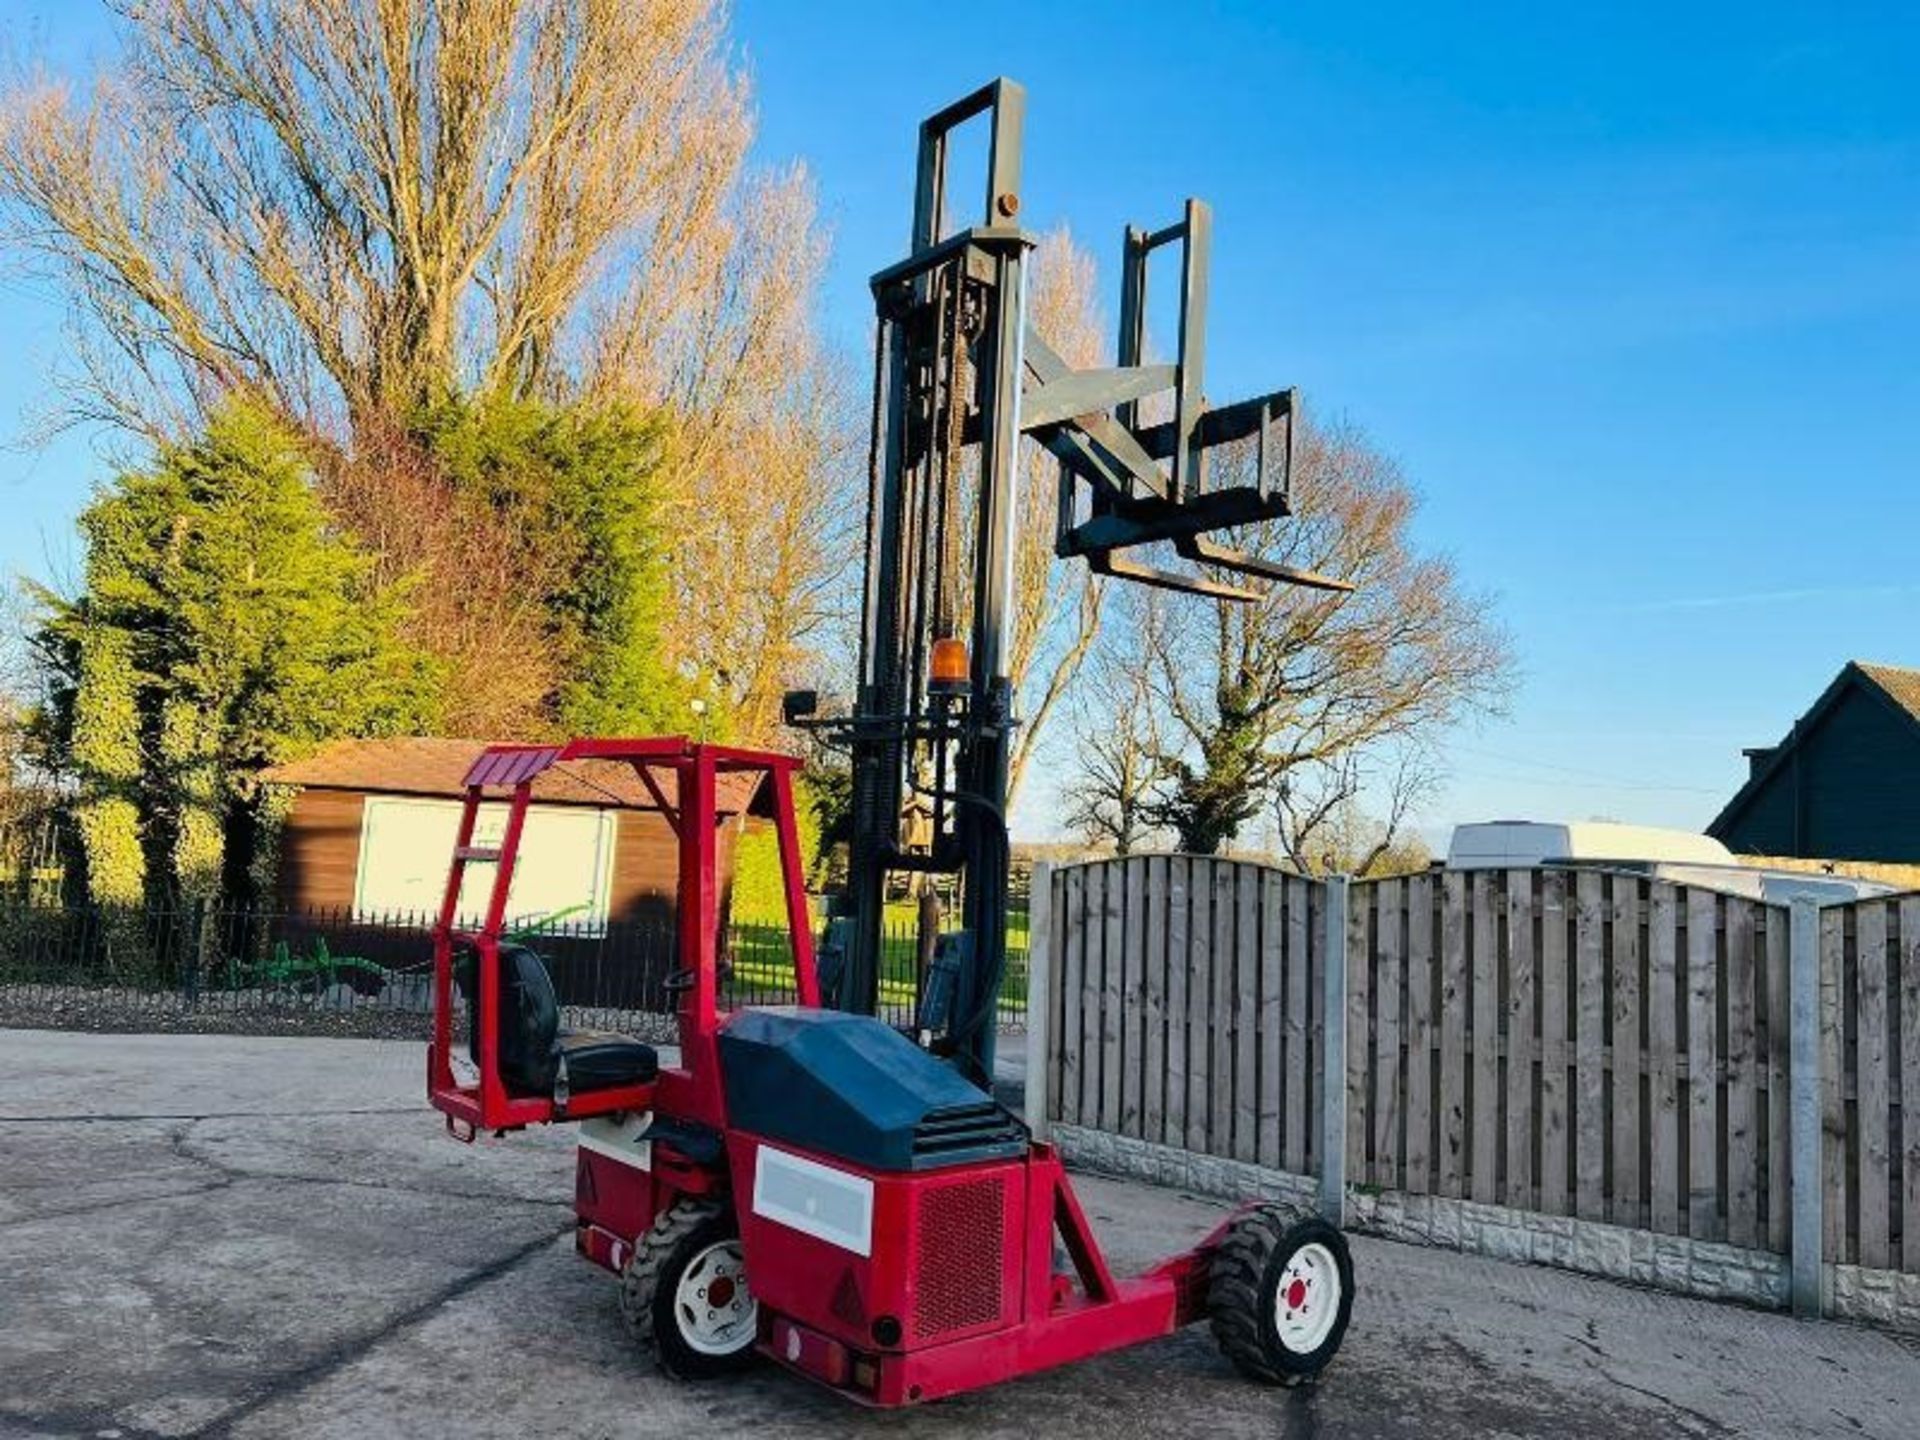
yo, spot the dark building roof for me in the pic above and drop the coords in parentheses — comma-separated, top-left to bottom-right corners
(262, 737, 762, 812)
(1858, 661, 1920, 725)
(1708, 661, 1920, 859)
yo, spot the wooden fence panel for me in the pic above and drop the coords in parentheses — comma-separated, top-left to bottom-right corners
(1765, 904, 1791, 1255)
(1042, 860, 1920, 1273)
(1471, 873, 1500, 1204)
(1687, 888, 1723, 1242)
(1349, 877, 1374, 1183)
(1307, 881, 1325, 1175)
(1058, 865, 1086, 1127)
(1610, 874, 1643, 1230)
(1205, 867, 1236, 1159)
(1506, 870, 1536, 1210)
(1649, 884, 1682, 1233)
(1049, 865, 1072, 1127)
(1164, 858, 1191, 1149)
(1233, 865, 1260, 1162)
(1212, 863, 1239, 1153)
(1119, 856, 1147, 1139)
(1575, 871, 1607, 1222)
(1092, 863, 1116, 1128)
(1374, 879, 1404, 1191)
(1539, 870, 1570, 1216)
(1406, 872, 1436, 1196)
(1857, 902, 1892, 1269)
(1142, 856, 1168, 1146)
(1725, 898, 1759, 1250)
(1257, 871, 1283, 1170)
(1047, 856, 1325, 1166)
(1812, 892, 1920, 1278)
(1821, 907, 1846, 1262)
(1098, 862, 1125, 1133)
(1285, 874, 1311, 1173)
(1903, 897, 1920, 1275)
(1187, 860, 1215, 1154)
(1439, 872, 1468, 1199)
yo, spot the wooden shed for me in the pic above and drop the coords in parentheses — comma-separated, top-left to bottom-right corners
(259, 737, 753, 931)
(1709, 660, 1920, 864)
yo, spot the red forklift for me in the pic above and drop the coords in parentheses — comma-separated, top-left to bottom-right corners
(425, 77, 1356, 1404)
(427, 737, 1352, 1403)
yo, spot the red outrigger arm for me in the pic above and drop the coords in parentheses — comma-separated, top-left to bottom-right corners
(426, 737, 819, 1137)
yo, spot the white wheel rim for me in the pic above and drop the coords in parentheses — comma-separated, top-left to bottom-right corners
(673, 1240, 756, 1356)
(1274, 1241, 1340, 1353)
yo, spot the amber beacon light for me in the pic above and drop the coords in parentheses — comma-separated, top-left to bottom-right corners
(928, 636, 970, 695)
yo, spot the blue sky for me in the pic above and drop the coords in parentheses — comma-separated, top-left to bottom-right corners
(2, 2, 1916, 846)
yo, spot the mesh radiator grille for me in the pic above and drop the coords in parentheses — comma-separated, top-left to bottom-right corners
(912, 1176, 1006, 1339)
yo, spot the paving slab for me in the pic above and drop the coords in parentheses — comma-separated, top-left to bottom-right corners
(3, 1029, 1917, 1439)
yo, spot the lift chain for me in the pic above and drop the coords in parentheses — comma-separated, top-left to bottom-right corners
(935, 267, 977, 640)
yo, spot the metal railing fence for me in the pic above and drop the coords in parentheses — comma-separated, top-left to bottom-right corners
(0, 894, 1029, 1032)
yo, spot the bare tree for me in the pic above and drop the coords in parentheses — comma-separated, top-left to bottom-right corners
(665, 350, 862, 743)
(0, 1, 851, 744)
(1006, 226, 1107, 804)
(1061, 594, 1166, 856)
(0, 586, 37, 810)
(1273, 741, 1434, 877)
(1145, 419, 1512, 854)
(0, 676, 25, 833)
(0, 0, 798, 436)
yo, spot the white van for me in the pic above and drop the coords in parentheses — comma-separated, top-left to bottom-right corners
(1445, 820, 1894, 904)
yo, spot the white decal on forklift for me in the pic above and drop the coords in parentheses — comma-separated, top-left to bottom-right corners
(752, 1145, 874, 1257)
(579, 1113, 653, 1171)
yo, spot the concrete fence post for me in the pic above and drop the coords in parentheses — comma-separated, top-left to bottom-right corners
(1024, 861, 1054, 1141)
(1320, 874, 1350, 1225)
(1789, 895, 1823, 1317)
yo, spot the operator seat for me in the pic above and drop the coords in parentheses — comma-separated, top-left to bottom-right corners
(456, 942, 658, 1098)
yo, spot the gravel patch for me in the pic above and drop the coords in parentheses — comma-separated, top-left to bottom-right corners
(0, 983, 678, 1042)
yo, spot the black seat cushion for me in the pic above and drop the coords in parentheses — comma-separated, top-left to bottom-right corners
(556, 1030, 660, 1091)
(457, 942, 656, 1098)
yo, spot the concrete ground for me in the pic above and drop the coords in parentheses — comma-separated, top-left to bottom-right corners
(2, 1031, 1917, 1439)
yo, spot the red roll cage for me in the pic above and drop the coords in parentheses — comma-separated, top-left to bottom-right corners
(426, 738, 819, 1137)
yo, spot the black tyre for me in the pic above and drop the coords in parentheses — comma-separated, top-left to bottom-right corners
(619, 1199, 760, 1378)
(1207, 1201, 1354, 1385)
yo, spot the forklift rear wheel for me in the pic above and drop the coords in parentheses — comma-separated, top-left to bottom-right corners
(620, 1199, 759, 1378)
(1207, 1201, 1353, 1386)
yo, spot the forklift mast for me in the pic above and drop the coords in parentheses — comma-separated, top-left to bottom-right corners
(792, 78, 1351, 1086)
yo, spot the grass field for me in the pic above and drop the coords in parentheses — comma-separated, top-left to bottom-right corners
(725, 903, 1030, 1022)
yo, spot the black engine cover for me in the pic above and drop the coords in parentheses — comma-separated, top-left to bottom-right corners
(718, 1008, 1027, 1172)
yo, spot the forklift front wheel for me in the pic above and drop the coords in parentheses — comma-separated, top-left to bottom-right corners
(620, 1199, 760, 1378)
(1208, 1202, 1354, 1386)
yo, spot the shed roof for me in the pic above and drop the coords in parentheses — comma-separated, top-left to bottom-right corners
(261, 737, 762, 812)
(1708, 661, 1920, 839)
(1856, 662, 1920, 725)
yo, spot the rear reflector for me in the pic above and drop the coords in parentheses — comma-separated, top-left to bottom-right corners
(767, 1316, 853, 1387)
(576, 1223, 628, 1275)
